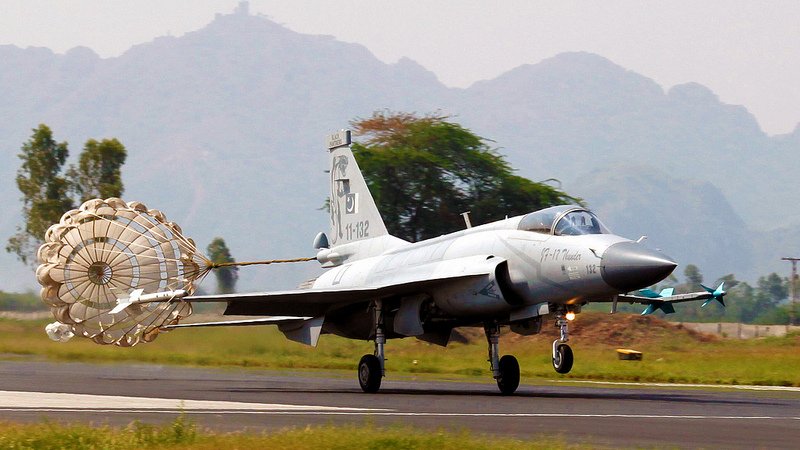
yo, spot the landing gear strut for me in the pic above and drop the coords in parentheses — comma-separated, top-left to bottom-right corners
(552, 314, 573, 374)
(358, 300, 386, 393)
(485, 322, 520, 395)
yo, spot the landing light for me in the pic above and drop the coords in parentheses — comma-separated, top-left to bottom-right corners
(565, 312, 576, 321)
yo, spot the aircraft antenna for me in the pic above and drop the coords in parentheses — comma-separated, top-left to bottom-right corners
(461, 211, 472, 229)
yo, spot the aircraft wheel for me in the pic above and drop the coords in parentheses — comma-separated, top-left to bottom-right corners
(358, 354, 382, 393)
(497, 355, 520, 395)
(553, 344, 573, 374)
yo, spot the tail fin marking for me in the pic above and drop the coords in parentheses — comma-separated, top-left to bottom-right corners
(327, 130, 388, 246)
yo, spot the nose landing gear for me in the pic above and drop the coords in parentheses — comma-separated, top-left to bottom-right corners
(552, 313, 574, 374)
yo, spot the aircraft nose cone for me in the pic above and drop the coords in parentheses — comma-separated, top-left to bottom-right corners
(601, 242, 677, 292)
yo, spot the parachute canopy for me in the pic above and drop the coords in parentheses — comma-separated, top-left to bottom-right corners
(36, 198, 210, 346)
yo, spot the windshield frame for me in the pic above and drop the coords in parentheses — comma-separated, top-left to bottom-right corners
(517, 205, 610, 236)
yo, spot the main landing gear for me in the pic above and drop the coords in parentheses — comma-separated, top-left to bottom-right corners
(356, 302, 573, 393)
(358, 354, 382, 393)
(485, 322, 520, 395)
(552, 313, 574, 374)
(358, 300, 386, 393)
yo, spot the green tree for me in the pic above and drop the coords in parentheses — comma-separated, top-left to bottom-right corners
(655, 273, 679, 291)
(207, 238, 238, 294)
(0, 290, 48, 312)
(716, 273, 740, 290)
(67, 138, 127, 202)
(726, 281, 758, 323)
(350, 111, 577, 242)
(788, 271, 800, 325)
(7, 125, 129, 266)
(754, 273, 788, 317)
(682, 264, 703, 292)
(6, 125, 74, 265)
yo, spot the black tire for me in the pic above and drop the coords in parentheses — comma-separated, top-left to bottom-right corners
(497, 355, 520, 395)
(358, 354, 382, 393)
(553, 344, 573, 374)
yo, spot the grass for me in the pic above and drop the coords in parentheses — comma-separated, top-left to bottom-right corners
(2, 314, 800, 387)
(0, 416, 590, 450)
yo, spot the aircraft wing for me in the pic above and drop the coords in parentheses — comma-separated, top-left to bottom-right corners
(164, 316, 311, 329)
(184, 255, 507, 317)
(186, 286, 385, 316)
(163, 315, 325, 347)
(617, 283, 726, 315)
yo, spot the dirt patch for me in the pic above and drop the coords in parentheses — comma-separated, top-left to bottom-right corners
(564, 313, 719, 346)
(454, 313, 719, 347)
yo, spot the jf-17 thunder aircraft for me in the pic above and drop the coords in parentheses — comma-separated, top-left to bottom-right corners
(162, 130, 725, 395)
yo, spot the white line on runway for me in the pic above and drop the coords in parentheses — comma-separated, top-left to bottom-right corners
(550, 380, 800, 392)
(0, 408, 797, 421)
(0, 391, 381, 412)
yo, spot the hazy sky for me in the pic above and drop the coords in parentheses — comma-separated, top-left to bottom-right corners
(2, 0, 798, 135)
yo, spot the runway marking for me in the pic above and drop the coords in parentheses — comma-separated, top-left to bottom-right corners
(0, 408, 797, 422)
(0, 391, 380, 412)
(550, 380, 800, 392)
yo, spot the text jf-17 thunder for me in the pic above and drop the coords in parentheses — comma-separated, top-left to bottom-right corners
(161, 130, 724, 394)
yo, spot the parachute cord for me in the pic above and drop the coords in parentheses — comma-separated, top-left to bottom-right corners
(207, 257, 317, 269)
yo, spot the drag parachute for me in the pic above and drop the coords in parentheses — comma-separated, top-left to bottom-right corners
(36, 198, 210, 346)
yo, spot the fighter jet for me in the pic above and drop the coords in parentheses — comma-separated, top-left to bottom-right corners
(168, 130, 724, 394)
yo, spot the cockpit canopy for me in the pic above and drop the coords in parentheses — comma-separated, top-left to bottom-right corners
(518, 205, 610, 236)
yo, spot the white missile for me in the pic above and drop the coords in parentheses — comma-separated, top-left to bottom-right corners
(109, 289, 187, 315)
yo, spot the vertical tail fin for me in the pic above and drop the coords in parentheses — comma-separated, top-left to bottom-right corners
(327, 130, 388, 246)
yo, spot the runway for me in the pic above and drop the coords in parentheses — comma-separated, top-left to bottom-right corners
(0, 361, 797, 448)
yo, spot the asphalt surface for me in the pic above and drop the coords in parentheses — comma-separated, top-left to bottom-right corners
(0, 360, 798, 449)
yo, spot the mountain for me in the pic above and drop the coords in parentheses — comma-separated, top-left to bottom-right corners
(0, 8, 798, 292)
(0, 10, 449, 292)
(568, 163, 755, 282)
(570, 162, 800, 282)
(453, 53, 796, 229)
